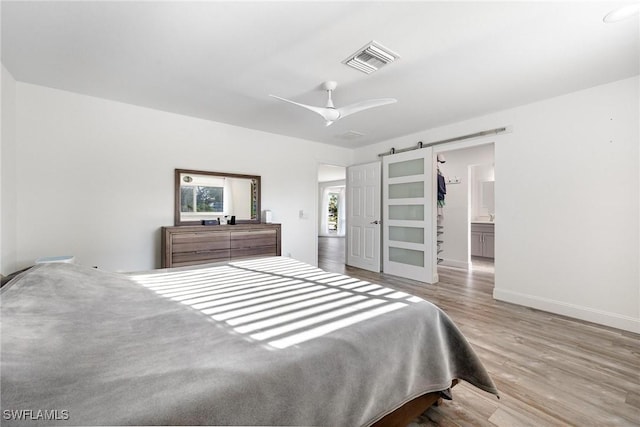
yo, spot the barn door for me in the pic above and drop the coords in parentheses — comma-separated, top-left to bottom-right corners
(382, 148, 437, 283)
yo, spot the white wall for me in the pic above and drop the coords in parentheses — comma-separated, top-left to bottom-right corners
(437, 144, 494, 269)
(354, 76, 640, 333)
(1, 65, 18, 275)
(13, 83, 353, 271)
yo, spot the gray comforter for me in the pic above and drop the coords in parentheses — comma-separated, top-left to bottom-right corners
(1, 257, 497, 426)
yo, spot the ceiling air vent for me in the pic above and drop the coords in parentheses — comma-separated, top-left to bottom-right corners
(343, 41, 399, 74)
(337, 130, 365, 140)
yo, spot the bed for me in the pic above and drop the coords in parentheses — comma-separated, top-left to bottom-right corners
(1, 256, 498, 426)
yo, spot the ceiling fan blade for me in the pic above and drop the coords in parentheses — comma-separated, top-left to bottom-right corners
(337, 98, 397, 120)
(269, 94, 334, 120)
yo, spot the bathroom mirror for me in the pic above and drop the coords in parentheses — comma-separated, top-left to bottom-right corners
(175, 169, 261, 225)
(481, 181, 495, 213)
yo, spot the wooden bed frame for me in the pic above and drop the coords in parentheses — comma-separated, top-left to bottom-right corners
(372, 380, 458, 427)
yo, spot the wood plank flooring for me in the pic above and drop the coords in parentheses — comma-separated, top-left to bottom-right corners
(317, 237, 640, 427)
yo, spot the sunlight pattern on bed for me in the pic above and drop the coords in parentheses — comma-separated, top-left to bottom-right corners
(129, 257, 422, 349)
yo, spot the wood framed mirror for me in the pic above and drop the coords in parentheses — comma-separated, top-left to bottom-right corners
(175, 169, 261, 226)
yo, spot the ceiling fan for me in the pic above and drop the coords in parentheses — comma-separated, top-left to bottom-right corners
(270, 81, 397, 127)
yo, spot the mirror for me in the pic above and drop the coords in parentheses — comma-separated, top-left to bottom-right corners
(175, 169, 261, 225)
(481, 181, 495, 213)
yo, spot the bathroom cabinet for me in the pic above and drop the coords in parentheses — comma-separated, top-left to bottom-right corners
(471, 222, 494, 258)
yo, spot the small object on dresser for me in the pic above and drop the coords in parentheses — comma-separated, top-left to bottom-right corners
(229, 215, 236, 225)
(202, 219, 218, 226)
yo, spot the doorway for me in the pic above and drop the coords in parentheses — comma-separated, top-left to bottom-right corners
(320, 188, 345, 236)
(317, 164, 346, 266)
(337, 140, 495, 279)
(434, 143, 495, 273)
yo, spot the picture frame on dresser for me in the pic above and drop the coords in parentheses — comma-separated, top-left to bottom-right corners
(175, 169, 261, 226)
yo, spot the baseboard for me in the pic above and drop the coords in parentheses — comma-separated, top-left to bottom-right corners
(439, 259, 469, 270)
(493, 288, 640, 334)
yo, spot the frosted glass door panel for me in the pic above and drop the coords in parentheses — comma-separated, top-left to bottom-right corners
(389, 226, 424, 244)
(389, 205, 424, 221)
(383, 147, 436, 283)
(388, 158, 424, 178)
(389, 247, 425, 267)
(388, 181, 424, 199)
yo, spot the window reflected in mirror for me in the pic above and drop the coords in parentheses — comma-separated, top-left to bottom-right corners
(175, 169, 260, 225)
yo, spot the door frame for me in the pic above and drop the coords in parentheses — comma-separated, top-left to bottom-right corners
(433, 140, 496, 271)
(315, 162, 348, 266)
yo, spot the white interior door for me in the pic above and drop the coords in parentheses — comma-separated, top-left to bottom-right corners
(346, 161, 381, 272)
(382, 148, 437, 283)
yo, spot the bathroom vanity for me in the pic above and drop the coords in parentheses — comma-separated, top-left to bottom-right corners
(470, 222, 494, 258)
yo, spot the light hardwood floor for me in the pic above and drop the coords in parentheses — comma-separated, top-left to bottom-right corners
(318, 237, 640, 426)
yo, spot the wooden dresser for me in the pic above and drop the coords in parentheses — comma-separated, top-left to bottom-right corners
(161, 224, 281, 268)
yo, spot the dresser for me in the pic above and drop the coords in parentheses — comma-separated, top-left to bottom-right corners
(161, 224, 281, 268)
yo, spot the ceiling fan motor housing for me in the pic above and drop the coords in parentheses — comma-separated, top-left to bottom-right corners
(322, 81, 337, 91)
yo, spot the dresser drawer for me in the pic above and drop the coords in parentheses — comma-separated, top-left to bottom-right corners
(172, 249, 231, 267)
(230, 246, 278, 259)
(230, 230, 277, 248)
(230, 230, 277, 259)
(172, 232, 230, 254)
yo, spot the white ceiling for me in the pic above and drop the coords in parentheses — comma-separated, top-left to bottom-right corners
(2, 1, 638, 148)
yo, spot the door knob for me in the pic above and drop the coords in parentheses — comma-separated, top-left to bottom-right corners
(370, 220, 382, 225)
